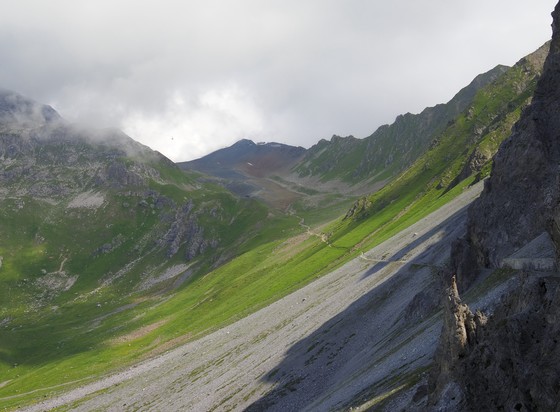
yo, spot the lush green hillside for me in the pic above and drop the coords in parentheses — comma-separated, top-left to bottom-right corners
(330, 42, 548, 252)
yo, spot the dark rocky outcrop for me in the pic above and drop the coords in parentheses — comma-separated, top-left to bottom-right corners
(429, 274, 560, 411)
(427, 2, 560, 410)
(428, 278, 485, 409)
(159, 200, 219, 259)
(453, 3, 560, 290)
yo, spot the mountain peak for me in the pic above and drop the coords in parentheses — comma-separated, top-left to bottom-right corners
(232, 138, 256, 146)
(0, 88, 62, 128)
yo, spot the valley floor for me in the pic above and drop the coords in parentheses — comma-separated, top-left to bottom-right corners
(22, 183, 485, 412)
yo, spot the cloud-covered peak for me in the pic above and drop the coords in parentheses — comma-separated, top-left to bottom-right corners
(0, 88, 61, 127)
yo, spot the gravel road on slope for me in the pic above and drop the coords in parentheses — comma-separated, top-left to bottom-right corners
(22, 182, 484, 412)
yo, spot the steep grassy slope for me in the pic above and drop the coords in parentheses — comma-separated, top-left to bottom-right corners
(337, 42, 548, 236)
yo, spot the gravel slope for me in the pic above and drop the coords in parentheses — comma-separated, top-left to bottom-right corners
(22, 183, 484, 412)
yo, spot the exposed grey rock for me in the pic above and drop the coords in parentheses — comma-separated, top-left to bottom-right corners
(159, 200, 219, 260)
(430, 274, 560, 411)
(452, 5, 559, 289)
(501, 231, 557, 271)
(93, 234, 125, 256)
(428, 277, 486, 410)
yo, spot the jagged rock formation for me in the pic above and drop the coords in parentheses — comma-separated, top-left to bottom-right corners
(427, 277, 485, 410)
(160, 200, 219, 259)
(429, 274, 560, 411)
(454, 3, 560, 289)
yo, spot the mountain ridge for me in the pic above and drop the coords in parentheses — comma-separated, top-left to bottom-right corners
(293, 64, 510, 186)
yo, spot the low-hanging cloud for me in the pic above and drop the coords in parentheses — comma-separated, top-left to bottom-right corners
(0, 0, 556, 161)
(122, 85, 265, 160)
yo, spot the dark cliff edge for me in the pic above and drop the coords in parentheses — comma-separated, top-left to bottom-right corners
(427, 2, 560, 410)
(429, 275, 560, 411)
(453, 3, 560, 291)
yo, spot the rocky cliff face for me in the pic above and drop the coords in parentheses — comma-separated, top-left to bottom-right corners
(454, 3, 560, 289)
(427, 2, 560, 410)
(428, 274, 560, 411)
(428, 278, 486, 410)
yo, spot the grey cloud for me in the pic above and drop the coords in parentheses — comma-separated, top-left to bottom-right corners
(0, 0, 556, 161)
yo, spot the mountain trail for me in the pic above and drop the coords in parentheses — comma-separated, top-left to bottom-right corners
(298, 217, 332, 247)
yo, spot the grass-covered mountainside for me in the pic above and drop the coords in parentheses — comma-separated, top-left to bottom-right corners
(343, 42, 548, 224)
(0, 42, 548, 410)
(293, 64, 510, 186)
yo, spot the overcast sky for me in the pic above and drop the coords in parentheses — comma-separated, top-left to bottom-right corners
(0, 1, 556, 161)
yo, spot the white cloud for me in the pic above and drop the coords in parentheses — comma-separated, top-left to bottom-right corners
(122, 85, 264, 161)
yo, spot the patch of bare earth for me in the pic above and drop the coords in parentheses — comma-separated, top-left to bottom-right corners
(108, 320, 168, 346)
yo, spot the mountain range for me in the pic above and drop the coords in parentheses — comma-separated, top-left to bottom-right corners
(0, 9, 557, 410)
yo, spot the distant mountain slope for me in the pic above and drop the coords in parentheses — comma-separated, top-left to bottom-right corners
(178, 139, 311, 210)
(293, 65, 510, 186)
(179, 139, 305, 179)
